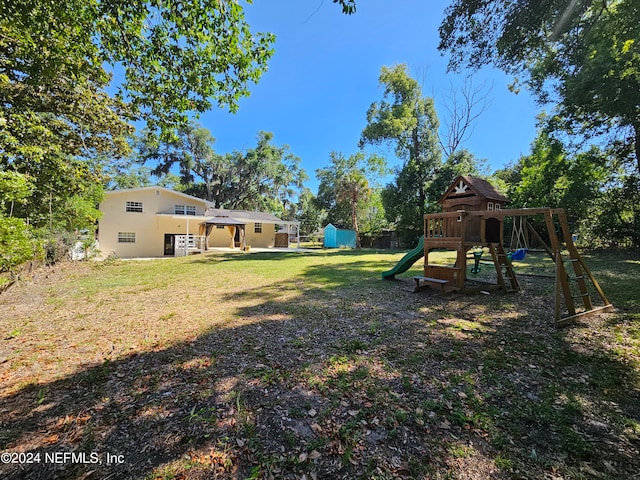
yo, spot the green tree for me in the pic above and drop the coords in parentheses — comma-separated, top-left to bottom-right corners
(0, 171, 33, 217)
(496, 129, 611, 243)
(358, 188, 389, 238)
(142, 127, 306, 216)
(1, 0, 274, 139)
(360, 64, 442, 238)
(106, 161, 154, 190)
(514, 134, 607, 217)
(141, 122, 223, 202)
(316, 151, 387, 247)
(0, 172, 39, 274)
(233, 132, 307, 217)
(0, 217, 37, 275)
(582, 174, 640, 248)
(295, 189, 326, 239)
(439, 0, 640, 171)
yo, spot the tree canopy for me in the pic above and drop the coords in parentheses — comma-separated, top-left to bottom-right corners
(141, 125, 306, 218)
(315, 151, 387, 245)
(1, 0, 274, 139)
(439, 0, 640, 170)
(360, 64, 442, 222)
(360, 65, 442, 238)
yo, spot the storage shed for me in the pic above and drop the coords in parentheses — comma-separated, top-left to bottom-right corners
(323, 224, 357, 248)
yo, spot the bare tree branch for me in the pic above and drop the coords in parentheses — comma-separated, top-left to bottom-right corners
(439, 76, 493, 158)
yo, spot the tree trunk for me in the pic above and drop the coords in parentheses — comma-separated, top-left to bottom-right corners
(351, 194, 361, 248)
(634, 123, 640, 174)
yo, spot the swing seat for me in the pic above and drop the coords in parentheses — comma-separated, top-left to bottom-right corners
(509, 248, 528, 261)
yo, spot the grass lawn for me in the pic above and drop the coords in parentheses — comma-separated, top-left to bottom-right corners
(1, 248, 639, 479)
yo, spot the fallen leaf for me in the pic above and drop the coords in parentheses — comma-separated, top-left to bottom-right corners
(308, 450, 322, 460)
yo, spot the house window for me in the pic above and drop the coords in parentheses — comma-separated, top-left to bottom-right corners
(495, 203, 501, 210)
(125, 201, 143, 213)
(174, 205, 196, 215)
(118, 232, 136, 243)
(487, 202, 494, 211)
(216, 225, 225, 229)
(254, 222, 263, 233)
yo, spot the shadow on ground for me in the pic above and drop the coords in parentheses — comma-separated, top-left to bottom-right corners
(1, 252, 639, 479)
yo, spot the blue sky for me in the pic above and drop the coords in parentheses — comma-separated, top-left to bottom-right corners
(199, 0, 541, 192)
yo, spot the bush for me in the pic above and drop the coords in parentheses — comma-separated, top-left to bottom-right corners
(0, 216, 40, 273)
(42, 231, 76, 265)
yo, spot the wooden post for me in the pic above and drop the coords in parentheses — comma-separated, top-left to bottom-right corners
(544, 209, 575, 318)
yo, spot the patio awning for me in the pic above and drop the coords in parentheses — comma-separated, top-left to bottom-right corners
(200, 216, 246, 226)
(199, 216, 247, 249)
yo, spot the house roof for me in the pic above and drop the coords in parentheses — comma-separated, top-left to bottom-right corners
(207, 209, 298, 225)
(200, 215, 246, 226)
(438, 175, 508, 204)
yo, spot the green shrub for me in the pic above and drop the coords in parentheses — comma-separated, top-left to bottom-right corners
(0, 216, 40, 273)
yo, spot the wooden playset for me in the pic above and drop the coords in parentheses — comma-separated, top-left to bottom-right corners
(414, 176, 613, 326)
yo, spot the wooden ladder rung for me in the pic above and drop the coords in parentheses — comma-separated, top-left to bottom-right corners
(572, 292, 591, 299)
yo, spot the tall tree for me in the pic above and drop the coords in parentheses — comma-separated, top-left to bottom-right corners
(295, 189, 327, 239)
(316, 151, 387, 246)
(360, 64, 442, 237)
(233, 132, 307, 217)
(0, 176, 38, 274)
(142, 127, 306, 216)
(495, 129, 613, 242)
(358, 188, 389, 238)
(439, 0, 640, 171)
(141, 122, 223, 202)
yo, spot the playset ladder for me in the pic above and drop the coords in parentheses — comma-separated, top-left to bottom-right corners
(544, 209, 613, 326)
(488, 243, 520, 293)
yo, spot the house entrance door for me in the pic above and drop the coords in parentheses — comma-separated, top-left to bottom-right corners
(164, 234, 175, 256)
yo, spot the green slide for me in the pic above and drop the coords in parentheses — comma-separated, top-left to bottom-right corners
(381, 235, 424, 279)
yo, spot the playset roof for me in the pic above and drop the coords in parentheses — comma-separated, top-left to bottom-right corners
(438, 175, 508, 204)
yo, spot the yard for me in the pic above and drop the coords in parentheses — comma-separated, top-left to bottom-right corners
(1, 249, 639, 479)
